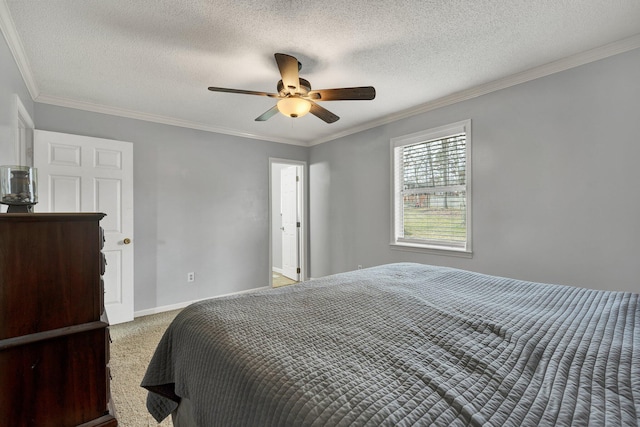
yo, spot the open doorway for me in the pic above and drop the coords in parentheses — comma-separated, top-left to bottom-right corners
(269, 158, 306, 288)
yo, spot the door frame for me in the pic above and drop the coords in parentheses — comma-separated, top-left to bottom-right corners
(269, 158, 306, 286)
(14, 94, 34, 166)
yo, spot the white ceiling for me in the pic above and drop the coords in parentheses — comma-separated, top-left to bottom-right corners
(2, 1, 640, 146)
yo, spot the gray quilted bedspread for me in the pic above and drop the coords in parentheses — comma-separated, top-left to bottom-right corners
(142, 263, 640, 426)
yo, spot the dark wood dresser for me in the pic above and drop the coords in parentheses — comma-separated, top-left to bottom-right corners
(0, 213, 117, 427)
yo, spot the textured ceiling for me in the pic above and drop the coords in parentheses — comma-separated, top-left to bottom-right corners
(3, 0, 640, 145)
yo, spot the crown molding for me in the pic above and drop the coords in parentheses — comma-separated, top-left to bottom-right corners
(0, 0, 39, 99)
(309, 33, 640, 146)
(34, 94, 308, 146)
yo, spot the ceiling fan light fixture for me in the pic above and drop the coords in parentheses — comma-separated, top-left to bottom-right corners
(277, 97, 311, 118)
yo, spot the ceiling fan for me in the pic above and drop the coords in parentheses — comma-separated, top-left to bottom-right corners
(207, 53, 376, 123)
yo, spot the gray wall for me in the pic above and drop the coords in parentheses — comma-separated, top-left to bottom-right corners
(310, 48, 640, 294)
(4, 25, 639, 313)
(34, 105, 308, 311)
(0, 32, 34, 167)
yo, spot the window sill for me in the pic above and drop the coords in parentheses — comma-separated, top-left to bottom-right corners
(390, 242, 473, 258)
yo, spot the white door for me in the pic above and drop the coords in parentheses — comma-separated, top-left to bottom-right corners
(34, 130, 134, 325)
(281, 166, 299, 281)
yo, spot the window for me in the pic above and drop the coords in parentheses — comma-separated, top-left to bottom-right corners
(391, 120, 471, 255)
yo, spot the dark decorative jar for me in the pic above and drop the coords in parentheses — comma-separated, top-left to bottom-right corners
(0, 165, 38, 213)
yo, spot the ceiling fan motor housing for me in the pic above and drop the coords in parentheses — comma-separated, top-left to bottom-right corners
(277, 78, 311, 96)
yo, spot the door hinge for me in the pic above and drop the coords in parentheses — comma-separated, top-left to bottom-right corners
(297, 267, 301, 274)
(296, 222, 300, 227)
(296, 175, 299, 182)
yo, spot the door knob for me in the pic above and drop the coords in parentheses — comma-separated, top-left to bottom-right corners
(123, 238, 131, 245)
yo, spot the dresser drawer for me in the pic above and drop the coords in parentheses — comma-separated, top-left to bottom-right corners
(0, 326, 109, 427)
(0, 215, 105, 339)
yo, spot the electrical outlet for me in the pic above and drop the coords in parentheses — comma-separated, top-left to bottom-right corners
(187, 272, 195, 282)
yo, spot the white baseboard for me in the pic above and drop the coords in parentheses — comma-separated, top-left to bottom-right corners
(272, 267, 284, 274)
(134, 286, 270, 318)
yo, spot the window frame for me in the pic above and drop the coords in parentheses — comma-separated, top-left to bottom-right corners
(390, 119, 472, 257)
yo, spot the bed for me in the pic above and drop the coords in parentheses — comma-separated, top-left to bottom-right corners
(142, 263, 639, 426)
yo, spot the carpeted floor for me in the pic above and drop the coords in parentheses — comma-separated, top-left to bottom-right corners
(109, 277, 297, 426)
(109, 309, 182, 427)
(272, 271, 298, 287)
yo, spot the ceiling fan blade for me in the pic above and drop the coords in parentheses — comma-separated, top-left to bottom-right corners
(274, 53, 300, 95)
(208, 87, 279, 98)
(307, 86, 376, 101)
(308, 100, 339, 123)
(255, 105, 280, 122)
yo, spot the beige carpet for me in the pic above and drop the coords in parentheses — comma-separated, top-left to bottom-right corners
(109, 280, 297, 426)
(109, 309, 182, 427)
(272, 271, 298, 288)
